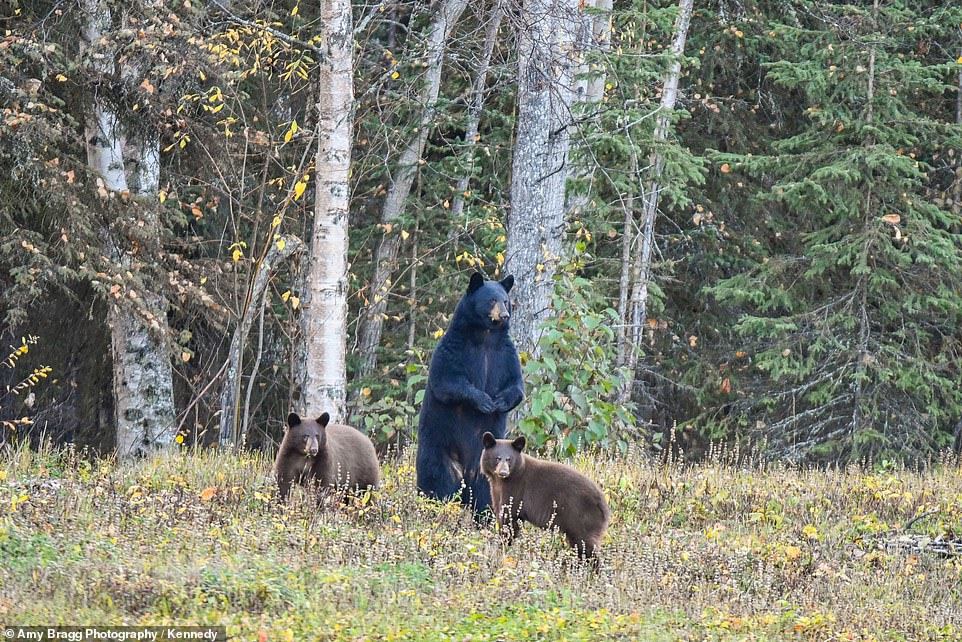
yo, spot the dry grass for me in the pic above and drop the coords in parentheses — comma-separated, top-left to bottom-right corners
(0, 443, 960, 640)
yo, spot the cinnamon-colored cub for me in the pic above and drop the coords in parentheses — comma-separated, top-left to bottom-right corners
(480, 432, 610, 559)
(275, 412, 380, 501)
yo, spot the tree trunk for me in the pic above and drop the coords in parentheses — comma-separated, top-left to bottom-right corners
(406, 224, 419, 352)
(623, 0, 693, 390)
(220, 234, 303, 446)
(850, 0, 879, 440)
(565, 0, 612, 219)
(506, 0, 584, 356)
(449, 4, 504, 225)
(83, 0, 177, 458)
(615, 147, 638, 372)
(297, 0, 355, 421)
(356, 0, 470, 377)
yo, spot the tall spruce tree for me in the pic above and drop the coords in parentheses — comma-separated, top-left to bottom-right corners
(711, 0, 962, 461)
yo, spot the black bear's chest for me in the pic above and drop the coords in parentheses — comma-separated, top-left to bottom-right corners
(464, 342, 503, 392)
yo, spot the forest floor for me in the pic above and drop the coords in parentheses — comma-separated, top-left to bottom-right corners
(1, 444, 960, 641)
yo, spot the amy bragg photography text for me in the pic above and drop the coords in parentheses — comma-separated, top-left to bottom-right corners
(2, 628, 226, 642)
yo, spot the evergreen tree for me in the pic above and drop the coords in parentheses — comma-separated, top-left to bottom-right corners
(711, 0, 962, 461)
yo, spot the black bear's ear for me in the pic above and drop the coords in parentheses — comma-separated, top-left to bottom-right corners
(468, 271, 485, 294)
(499, 274, 514, 293)
(481, 432, 496, 449)
(287, 413, 301, 427)
(316, 412, 331, 427)
(511, 435, 526, 452)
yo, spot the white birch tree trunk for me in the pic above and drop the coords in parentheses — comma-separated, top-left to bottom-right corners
(297, 0, 355, 421)
(565, 0, 612, 218)
(506, 0, 584, 356)
(584, 0, 612, 105)
(623, 0, 693, 390)
(83, 0, 177, 458)
(449, 4, 504, 226)
(356, 0, 469, 377)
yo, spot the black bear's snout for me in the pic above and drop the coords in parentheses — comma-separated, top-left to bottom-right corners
(489, 301, 510, 324)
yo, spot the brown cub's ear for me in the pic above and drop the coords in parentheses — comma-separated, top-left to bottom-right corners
(287, 413, 302, 427)
(499, 275, 514, 293)
(316, 412, 331, 427)
(511, 436, 526, 452)
(481, 432, 497, 449)
(468, 271, 485, 294)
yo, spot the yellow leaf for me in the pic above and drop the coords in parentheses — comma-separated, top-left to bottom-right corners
(158, 190, 167, 204)
(291, 4, 299, 15)
(958, 56, 962, 65)
(432, 328, 444, 339)
(400, 229, 410, 240)
(496, 252, 505, 266)
(199, 487, 217, 501)
(276, 237, 287, 251)
(55, 74, 68, 82)
(281, 290, 291, 302)
(284, 120, 299, 143)
(390, 71, 400, 80)
(783, 545, 802, 560)
(293, 179, 307, 201)
(290, 295, 300, 310)
(272, 215, 282, 228)
(232, 248, 243, 262)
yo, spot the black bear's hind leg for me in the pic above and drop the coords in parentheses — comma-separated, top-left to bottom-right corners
(416, 445, 463, 502)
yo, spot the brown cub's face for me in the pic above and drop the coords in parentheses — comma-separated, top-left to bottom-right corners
(481, 432, 526, 479)
(286, 412, 331, 457)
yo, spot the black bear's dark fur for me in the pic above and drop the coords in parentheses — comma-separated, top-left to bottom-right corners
(416, 272, 524, 514)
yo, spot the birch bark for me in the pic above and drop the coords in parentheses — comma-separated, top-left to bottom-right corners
(449, 5, 504, 225)
(83, 0, 177, 458)
(622, 0, 693, 388)
(506, 0, 584, 355)
(297, 0, 355, 420)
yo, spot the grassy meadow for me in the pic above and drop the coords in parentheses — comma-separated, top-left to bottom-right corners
(0, 444, 960, 641)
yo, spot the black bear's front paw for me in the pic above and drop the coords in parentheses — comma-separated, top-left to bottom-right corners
(477, 394, 498, 414)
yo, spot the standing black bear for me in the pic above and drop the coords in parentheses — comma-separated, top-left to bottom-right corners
(416, 272, 524, 513)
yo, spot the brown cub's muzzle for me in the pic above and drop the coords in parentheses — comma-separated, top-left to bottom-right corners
(495, 461, 511, 478)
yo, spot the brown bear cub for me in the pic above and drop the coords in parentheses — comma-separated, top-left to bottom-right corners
(275, 412, 380, 501)
(480, 432, 610, 560)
